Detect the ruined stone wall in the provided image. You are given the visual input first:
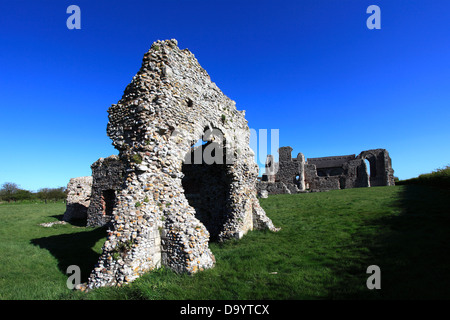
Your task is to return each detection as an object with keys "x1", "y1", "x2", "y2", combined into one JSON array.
[
  {"x1": 262, "y1": 154, "x2": 277, "y2": 183},
  {"x1": 340, "y1": 159, "x2": 370, "y2": 189},
  {"x1": 304, "y1": 163, "x2": 341, "y2": 192},
  {"x1": 63, "y1": 176, "x2": 93, "y2": 222},
  {"x1": 259, "y1": 147, "x2": 305, "y2": 194},
  {"x1": 258, "y1": 147, "x2": 394, "y2": 194},
  {"x1": 87, "y1": 155, "x2": 124, "y2": 227},
  {"x1": 357, "y1": 149, "x2": 395, "y2": 187},
  {"x1": 307, "y1": 155, "x2": 356, "y2": 170},
  {"x1": 277, "y1": 147, "x2": 305, "y2": 193},
  {"x1": 86, "y1": 39, "x2": 278, "y2": 290}
]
